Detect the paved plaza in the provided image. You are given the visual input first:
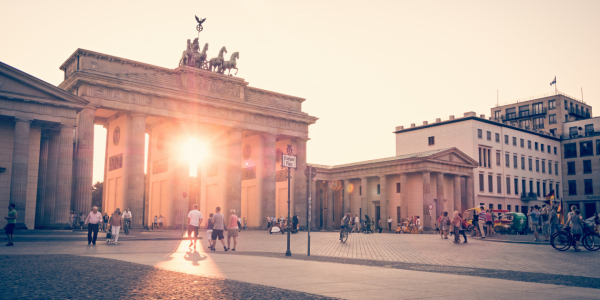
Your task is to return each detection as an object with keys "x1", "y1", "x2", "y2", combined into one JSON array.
[{"x1": 1, "y1": 229, "x2": 600, "y2": 299}]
